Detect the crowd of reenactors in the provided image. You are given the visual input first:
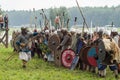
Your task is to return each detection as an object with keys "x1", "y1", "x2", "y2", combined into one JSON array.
[
  {"x1": 0, "y1": 14, "x2": 8, "y2": 29},
  {"x1": 11, "y1": 25, "x2": 120, "y2": 78}
]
